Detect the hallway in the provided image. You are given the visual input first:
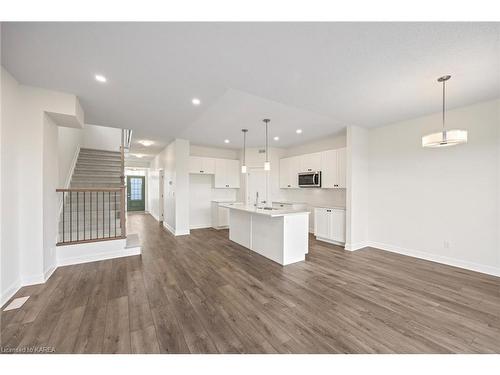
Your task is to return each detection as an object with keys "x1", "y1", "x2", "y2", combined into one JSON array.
[{"x1": 1, "y1": 212, "x2": 499, "y2": 353}]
